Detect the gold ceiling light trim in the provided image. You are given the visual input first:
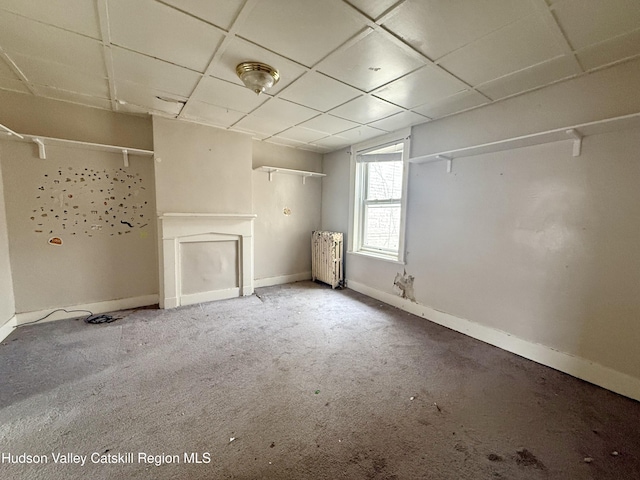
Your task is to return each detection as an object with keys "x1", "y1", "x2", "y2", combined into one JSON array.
[{"x1": 236, "y1": 62, "x2": 280, "y2": 95}]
